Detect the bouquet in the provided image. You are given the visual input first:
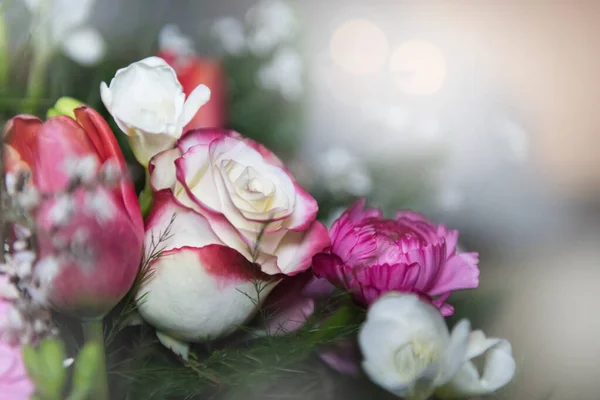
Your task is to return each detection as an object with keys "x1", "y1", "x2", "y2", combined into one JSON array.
[{"x1": 0, "y1": 1, "x2": 515, "y2": 399}]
